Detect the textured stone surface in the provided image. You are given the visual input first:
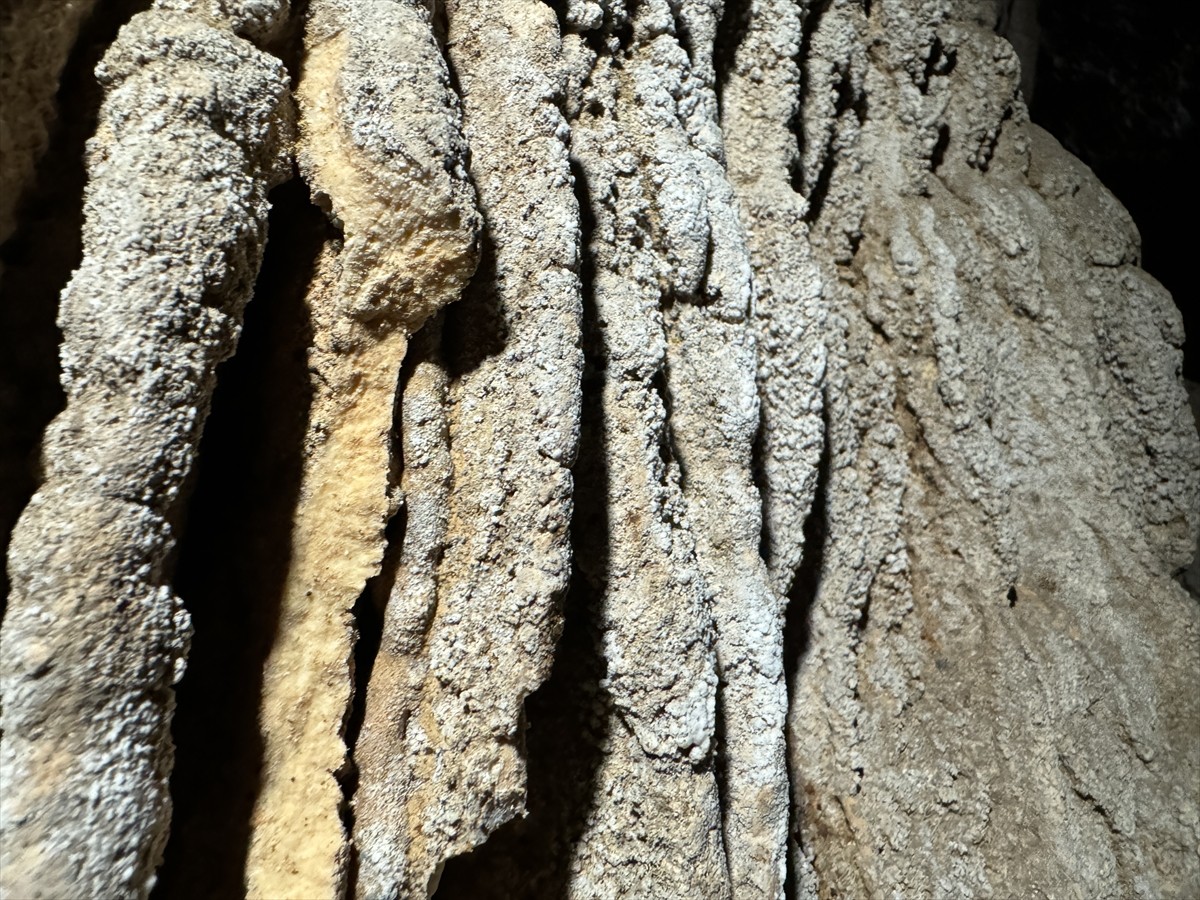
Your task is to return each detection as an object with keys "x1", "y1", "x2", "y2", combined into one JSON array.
[
  {"x1": 349, "y1": 0, "x2": 582, "y2": 893},
  {"x1": 0, "y1": 5, "x2": 292, "y2": 897},
  {"x1": 243, "y1": 1, "x2": 479, "y2": 896},
  {"x1": 761, "y1": 2, "x2": 1200, "y2": 896},
  {"x1": 1, "y1": 0, "x2": 1196, "y2": 897}
]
